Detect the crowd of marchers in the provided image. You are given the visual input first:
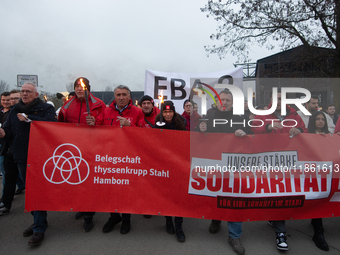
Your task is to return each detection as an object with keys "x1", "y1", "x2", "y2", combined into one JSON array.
[{"x1": 0, "y1": 78, "x2": 338, "y2": 255}]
